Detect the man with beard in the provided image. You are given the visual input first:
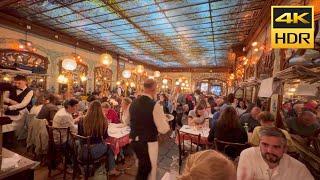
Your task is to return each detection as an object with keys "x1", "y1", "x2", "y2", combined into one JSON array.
[{"x1": 237, "y1": 127, "x2": 313, "y2": 180}]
